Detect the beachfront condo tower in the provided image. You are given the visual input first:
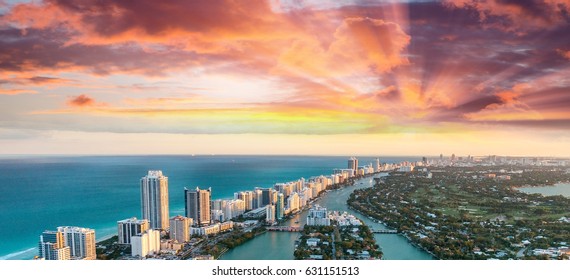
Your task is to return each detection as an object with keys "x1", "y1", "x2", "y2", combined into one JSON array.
[
  {"x1": 140, "y1": 170, "x2": 170, "y2": 230},
  {"x1": 185, "y1": 187, "x2": 211, "y2": 226}
]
